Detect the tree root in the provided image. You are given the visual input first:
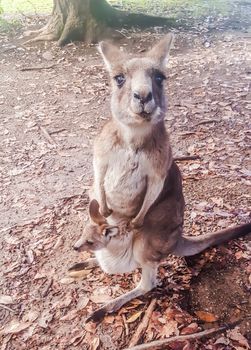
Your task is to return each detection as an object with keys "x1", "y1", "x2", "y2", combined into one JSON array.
[
  {"x1": 24, "y1": 33, "x2": 58, "y2": 45},
  {"x1": 124, "y1": 320, "x2": 242, "y2": 350}
]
